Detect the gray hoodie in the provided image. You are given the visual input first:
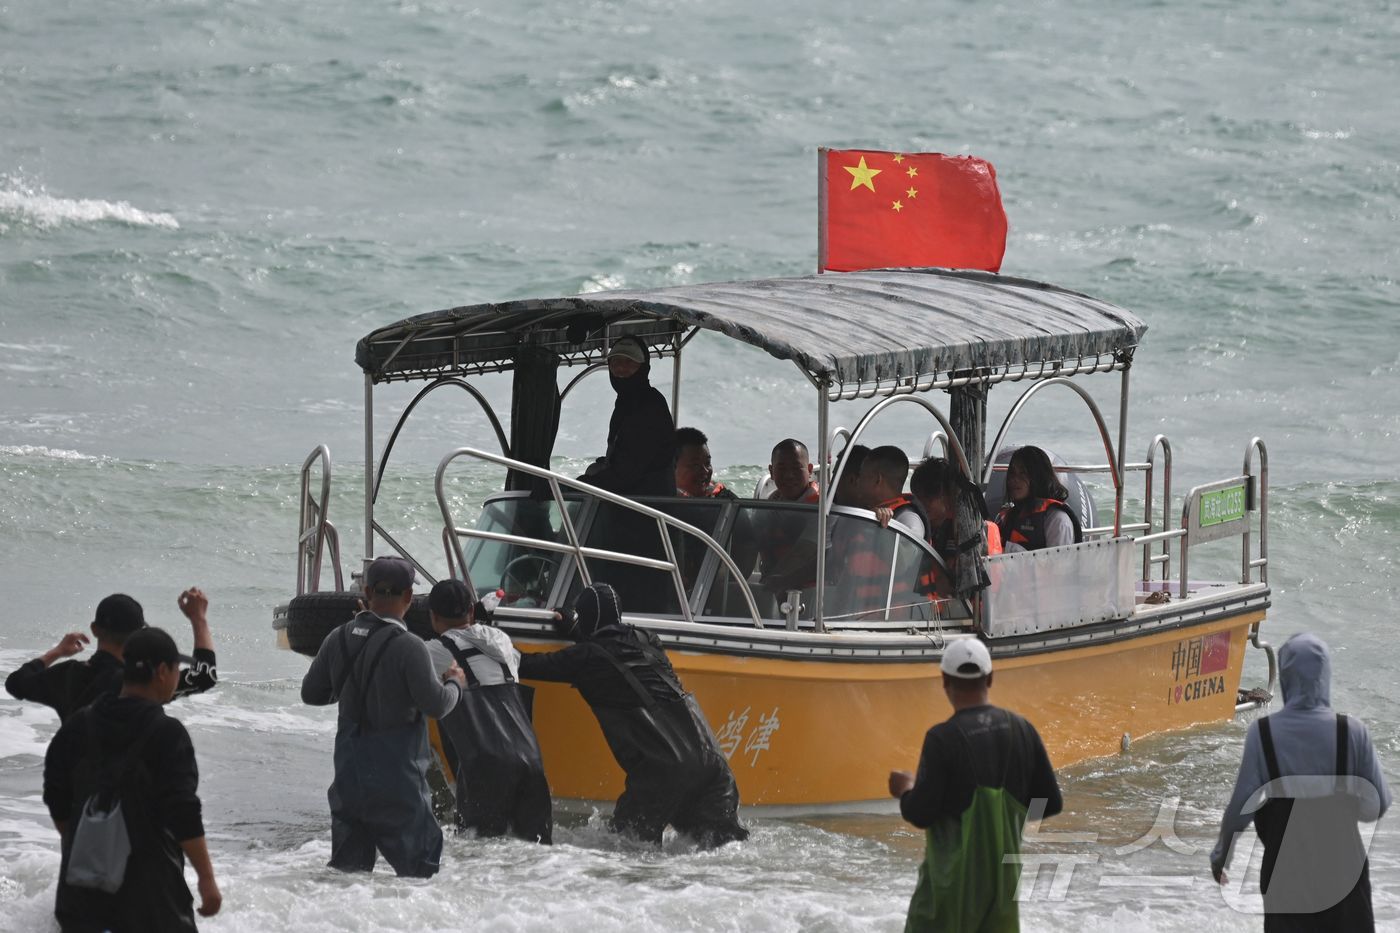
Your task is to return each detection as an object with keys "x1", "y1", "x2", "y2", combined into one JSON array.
[
  {"x1": 1210, "y1": 633, "x2": 1391, "y2": 873},
  {"x1": 302, "y1": 610, "x2": 461, "y2": 730}
]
